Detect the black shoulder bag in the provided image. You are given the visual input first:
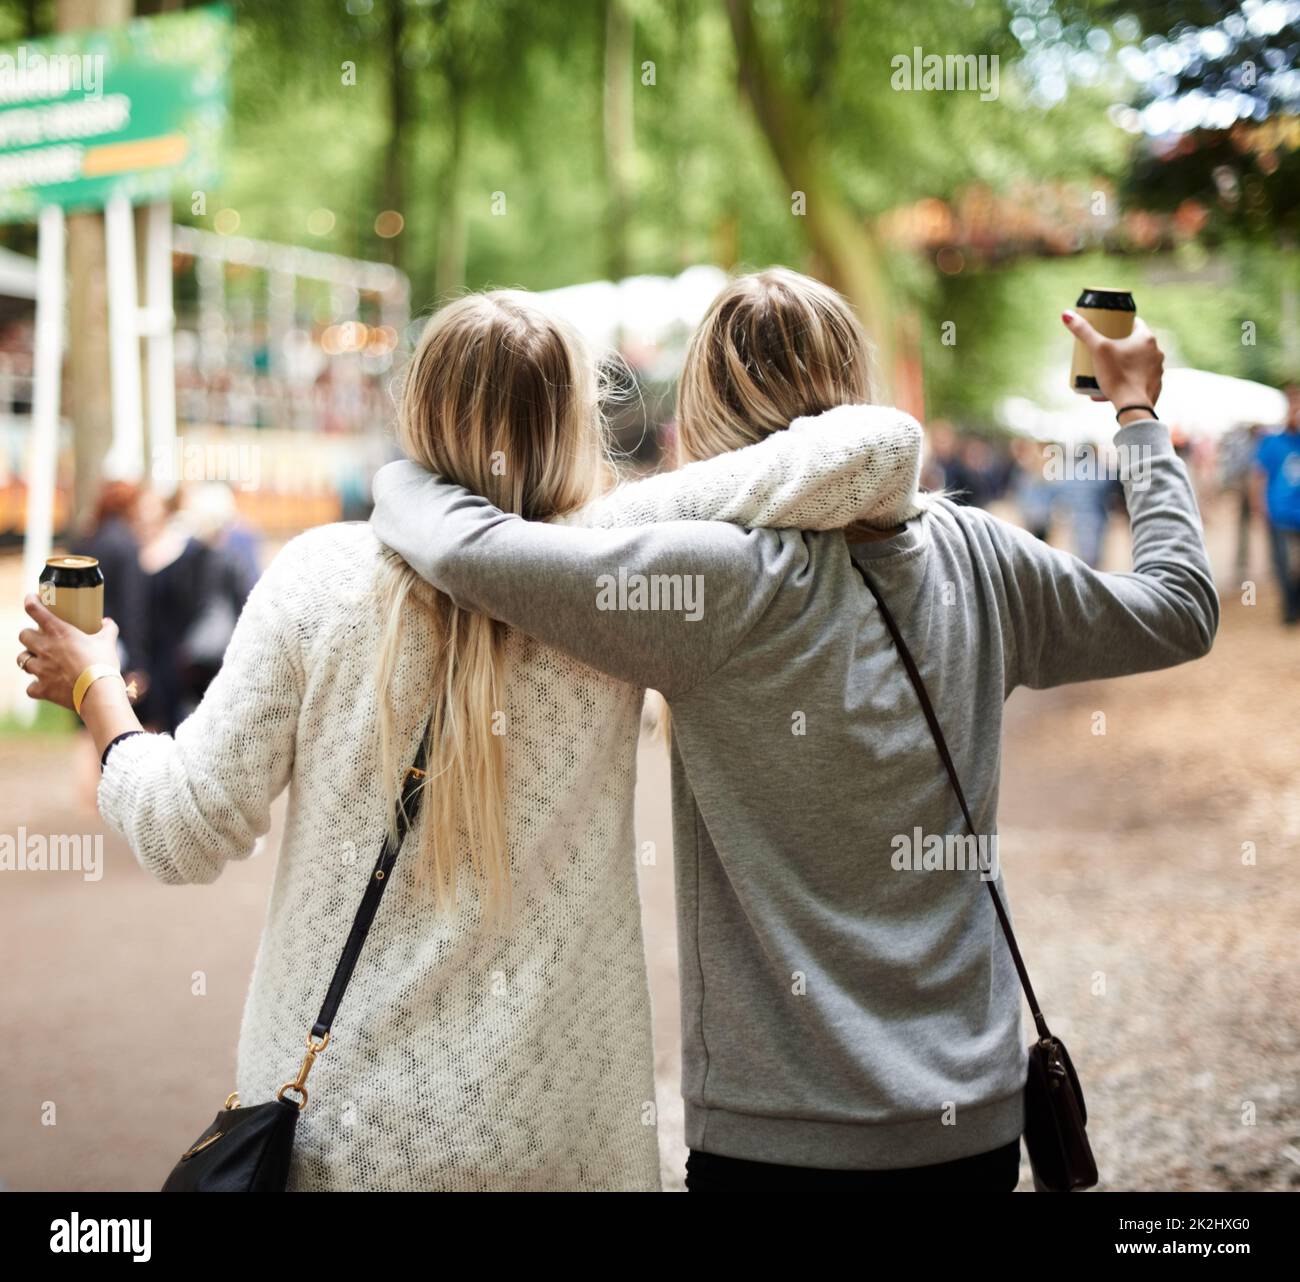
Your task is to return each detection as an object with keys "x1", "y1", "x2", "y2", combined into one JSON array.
[
  {"x1": 853, "y1": 562, "x2": 1099, "y2": 1193},
  {"x1": 162, "y1": 728, "x2": 431, "y2": 1192}
]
